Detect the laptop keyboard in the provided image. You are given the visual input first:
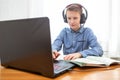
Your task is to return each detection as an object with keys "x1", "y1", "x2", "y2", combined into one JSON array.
[{"x1": 54, "y1": 60, "x2": 74, "y2": 73}]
